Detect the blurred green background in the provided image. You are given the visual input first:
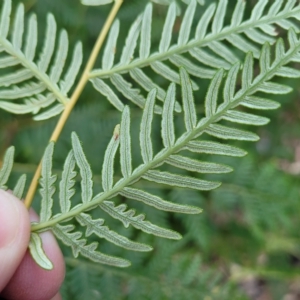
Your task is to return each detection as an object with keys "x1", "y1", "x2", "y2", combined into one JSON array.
[{"x1": 1, "y1": 0, "x2": 300, "y2": 299}]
